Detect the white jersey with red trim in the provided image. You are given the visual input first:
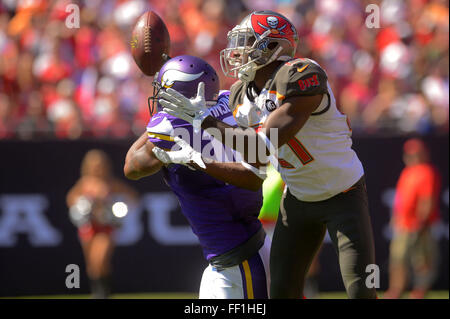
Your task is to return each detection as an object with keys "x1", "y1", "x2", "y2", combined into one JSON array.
[{"x1": 229, "y1": 58, "x2": 364, "y2": 202}]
